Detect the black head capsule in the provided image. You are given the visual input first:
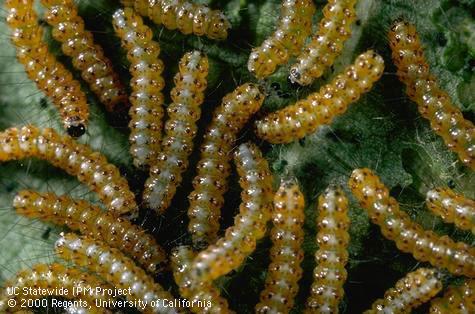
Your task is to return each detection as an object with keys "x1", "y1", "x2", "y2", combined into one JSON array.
[{"x1": 67, "y1": 123, "x2": 86, "y2": 138}]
